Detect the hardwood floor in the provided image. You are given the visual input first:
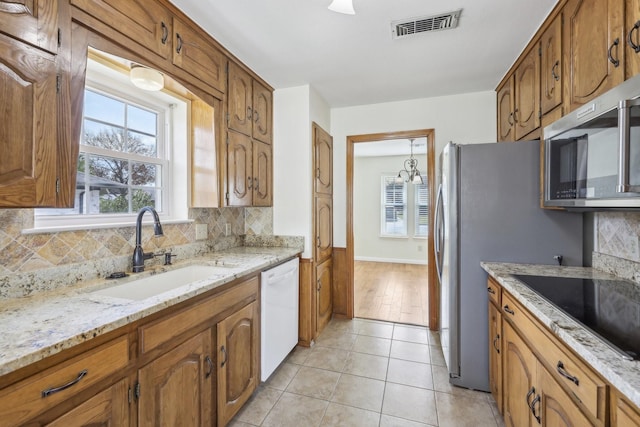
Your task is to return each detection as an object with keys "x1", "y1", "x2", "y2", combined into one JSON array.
[{"x1": 354, "y1": 261, "x2": 429, "y2": 326}]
